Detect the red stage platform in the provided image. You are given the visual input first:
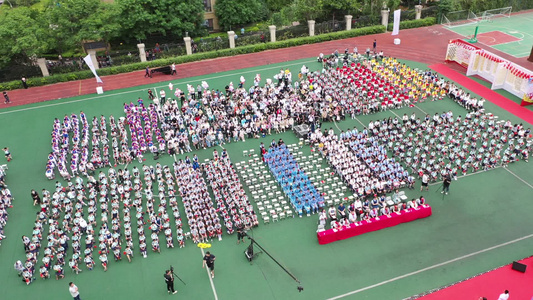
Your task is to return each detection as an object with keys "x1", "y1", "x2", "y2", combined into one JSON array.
[
  {"x1": 418, "y1": 256, "x2": 533, "y2": 300},
  {"x1": 317, "y1": 205, "x2": 432, "y2": 245}
]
